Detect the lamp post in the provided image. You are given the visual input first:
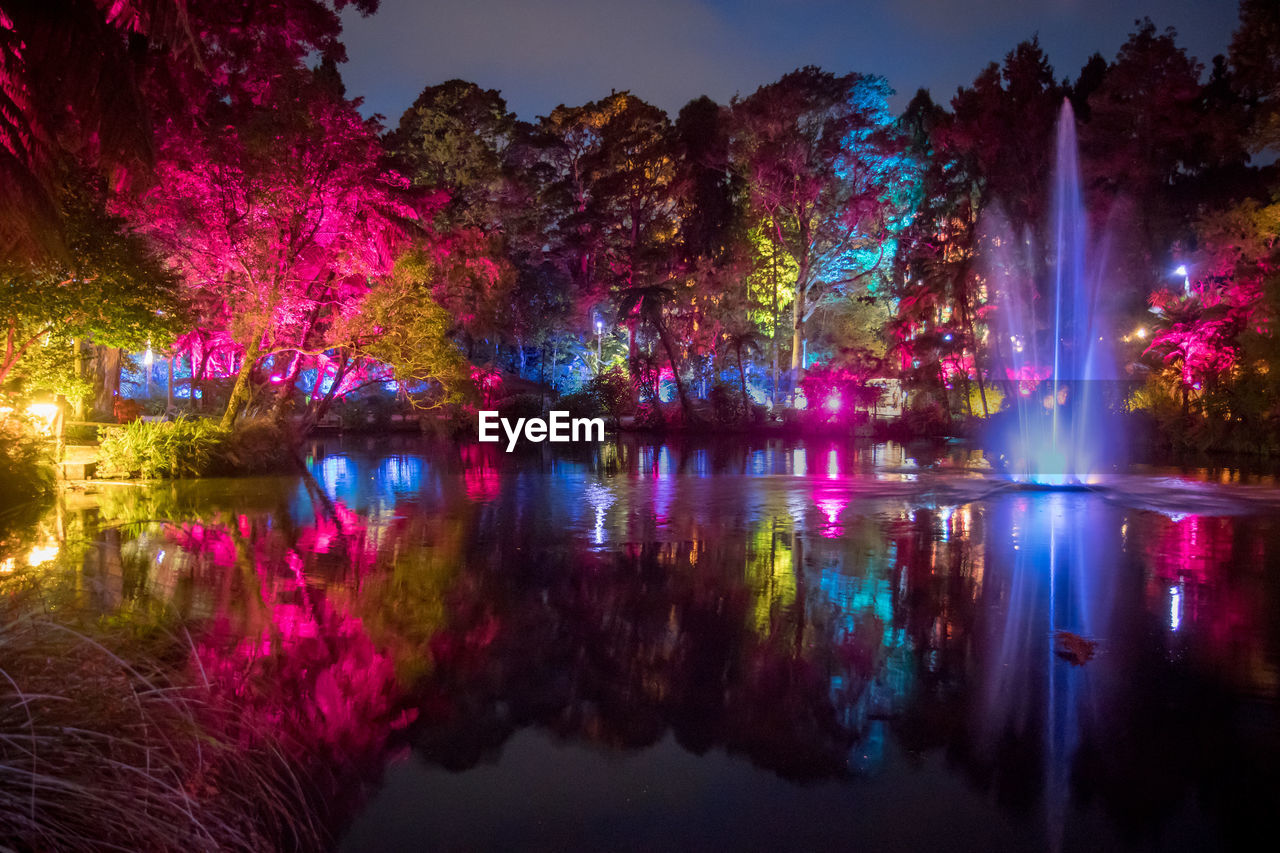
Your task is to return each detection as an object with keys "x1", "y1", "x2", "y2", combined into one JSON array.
[
  {"x1": 143, "y1": 340, "x2": 154, "y2": 398},
  {"x1": 596, "y1": 319, "x2": 603, "y2": 372},
  {"x1": 1175, "y1": 264, "x2": 1190, "y2": 296}
]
